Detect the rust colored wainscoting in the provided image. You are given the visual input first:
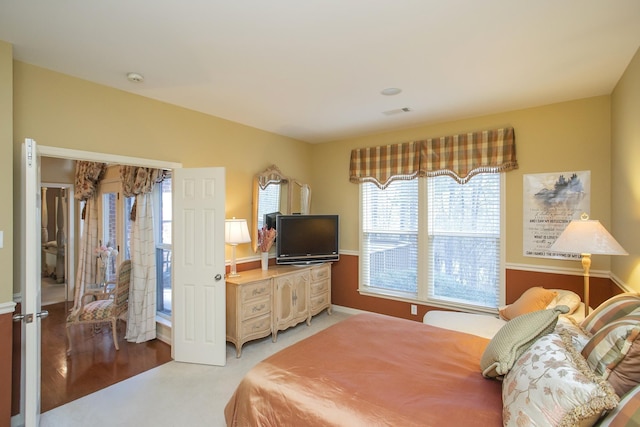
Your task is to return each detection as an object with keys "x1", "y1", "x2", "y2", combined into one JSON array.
[
  {"x1": 329, "y1": 254, "x2": 623, "y2": 320},
  {"x1": 0, "y1": 307, "x2": 14, "y2": 427}
]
